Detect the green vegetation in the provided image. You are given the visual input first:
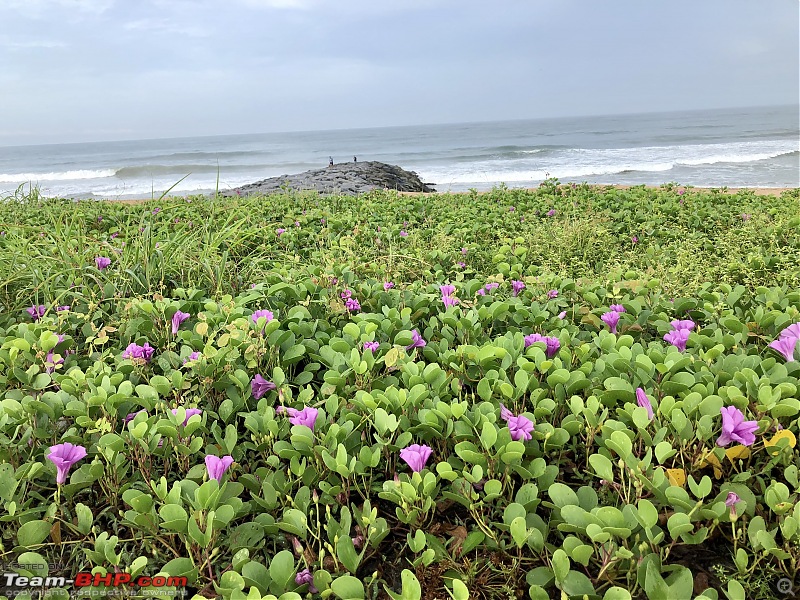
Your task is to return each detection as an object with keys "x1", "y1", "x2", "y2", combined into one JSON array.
[{"x1": 0, "y1": 183, "x2": 799, "y2": 600}]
